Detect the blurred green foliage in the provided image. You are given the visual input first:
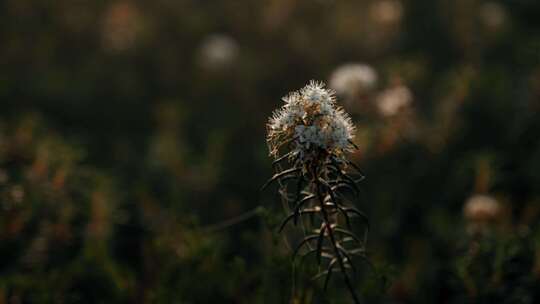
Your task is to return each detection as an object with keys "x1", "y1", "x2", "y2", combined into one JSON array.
[{"x1": 1, "y1": 0, "x2": 540, "y2": 303}]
